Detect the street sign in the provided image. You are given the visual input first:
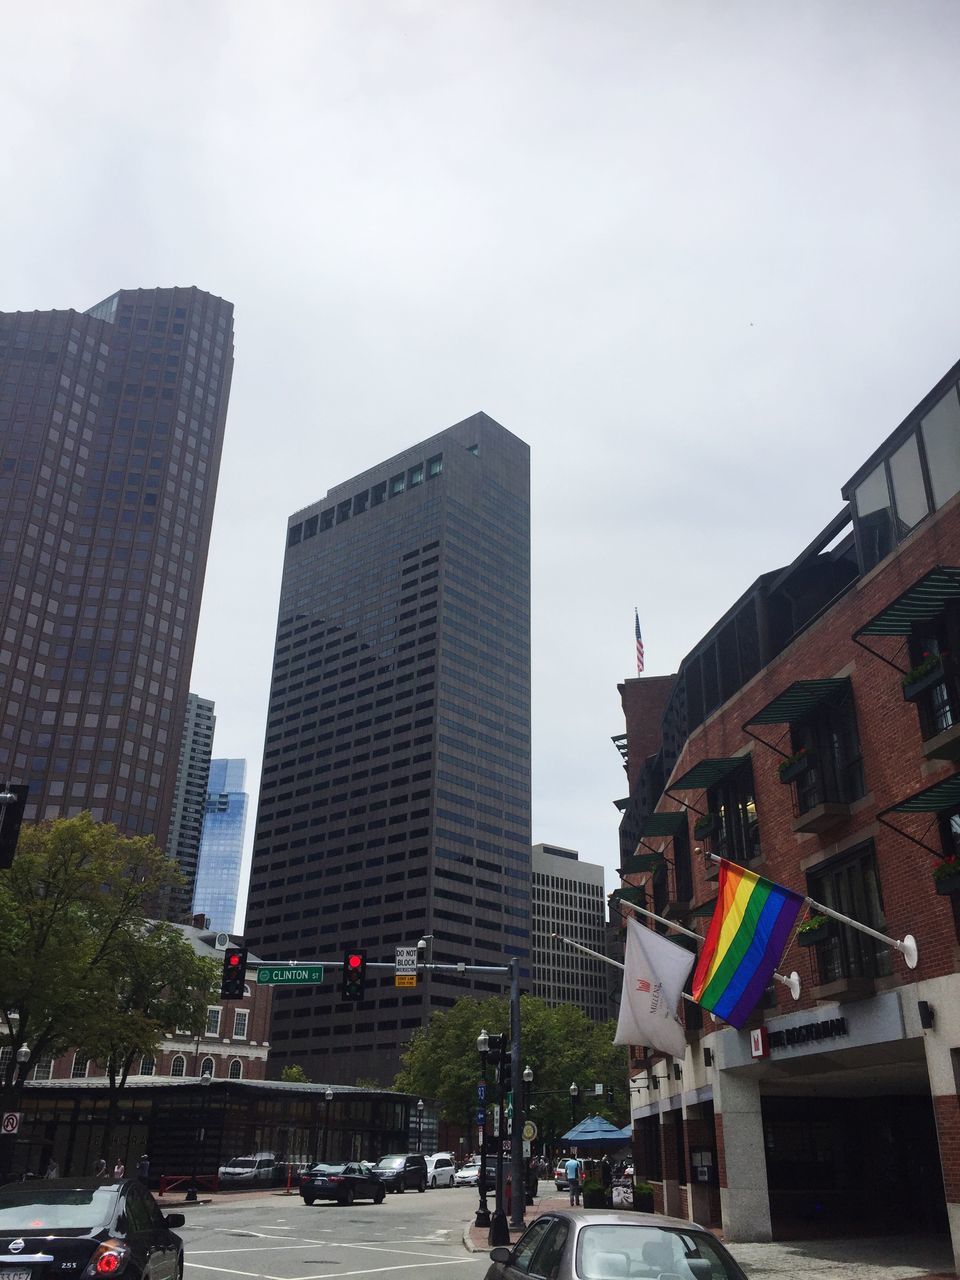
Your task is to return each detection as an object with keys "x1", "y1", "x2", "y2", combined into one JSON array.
[
  {"x1": 476, "y1": 1108, "x2": 486, "y2": 1125},
  {"x1": 477, "y1": 1082, "x2": 486, "y2": 1102},
  {"x1": 523, "y1": 1139, "x2": 531, "y2": 1157},
  {"x1": 395, "y1": 945, "x2": 418, "y2": 988},
  {"x1": 1, "y1": 1112, "x2": 21, "y2": 1135},
  {"x1": 493, "y1": 1108, "x2": 500, "y2": 1137},
  {"x1": 522, "y1": 1120, "x2": 537, "y2": 1142},
  {"x1": 256, "y1": 965, "x2": 324, "y2": 985}
]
